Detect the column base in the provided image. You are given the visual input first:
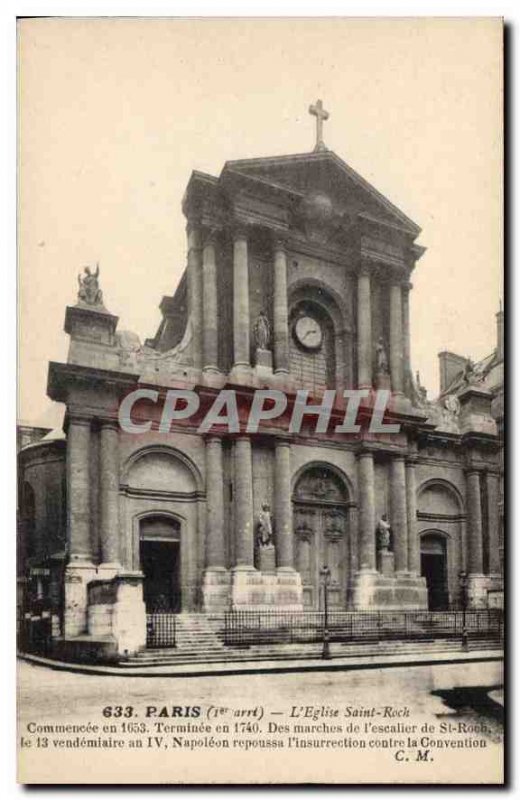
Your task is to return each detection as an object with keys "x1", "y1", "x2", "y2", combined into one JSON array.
[
  {"x1": 352, "y1": 569, "x2": 428, "y2": 610},
  {"x1": 201, "y1": 368, "x2": 225, "y2": 388},
  {"x1": 229, "y1": 364, "x2": 254, "y2": 386},
  {"x1": 112, "y1": 571, "x2": 146, "y2": 656},
  {"x1": 64, "y1": 561, "x2": 97, "y2": 639},
  {"x1": 467, "y1": 574, "x2": 503, "y2": 608},
  {"x1": 202, "y1": 567, "x2": 231, "y2": 613},
  {"x1": 230, "y1": 566, "x2": 303, "y2": 610}
]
